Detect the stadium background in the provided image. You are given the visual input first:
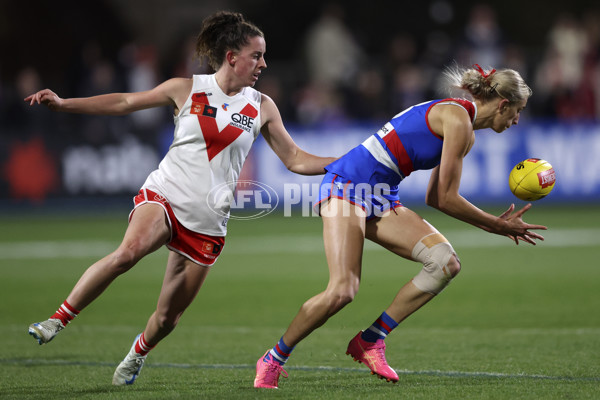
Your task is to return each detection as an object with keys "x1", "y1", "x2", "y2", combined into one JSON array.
[
  {"x1": 1, "y1": 0, "x2": 599, "y2": 212},
  {"x1": 1, "y1": 2, "x2": 599, "y2": 398}
]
